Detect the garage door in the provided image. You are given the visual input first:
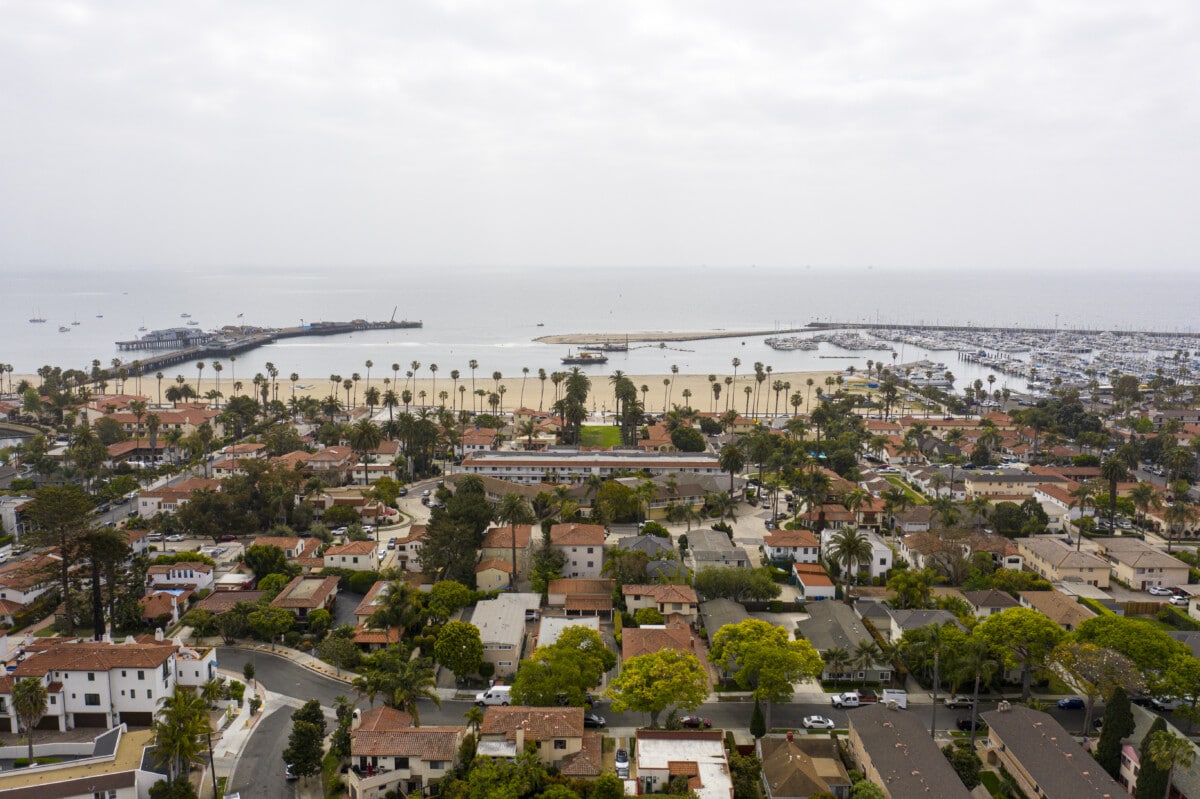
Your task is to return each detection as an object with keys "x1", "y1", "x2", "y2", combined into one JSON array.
[
  {"x1": 120, "y1": 711, "x2": 154, "y2": 727},
  {"x1": 73, "y1": 712, "x2": 109, "y2": 728}
]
